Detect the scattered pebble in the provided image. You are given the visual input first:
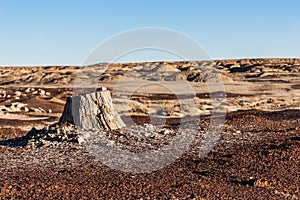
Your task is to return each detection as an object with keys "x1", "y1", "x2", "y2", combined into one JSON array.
[
  {"x1": 38, "y1": 107, "x2": 46, "y2": 113},
  {"x1": 15, "y1": 91, "x2": 22, "y2": 96},
  {"x1": 25, "y1": 88, "x2": 31, "y2": 93},
  {"x1": 39, "y1": 89, "x2": 46, "y2": 95}
]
